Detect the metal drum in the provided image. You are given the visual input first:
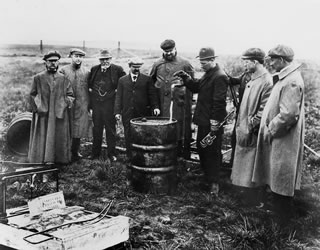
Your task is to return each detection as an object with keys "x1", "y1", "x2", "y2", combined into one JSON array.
[
  {"x1": 129, "y1": 117, "x2": 178, "y2": 194},
  {"x1": 6, "y1": 112, "x2": 32, "y2": 156}
]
